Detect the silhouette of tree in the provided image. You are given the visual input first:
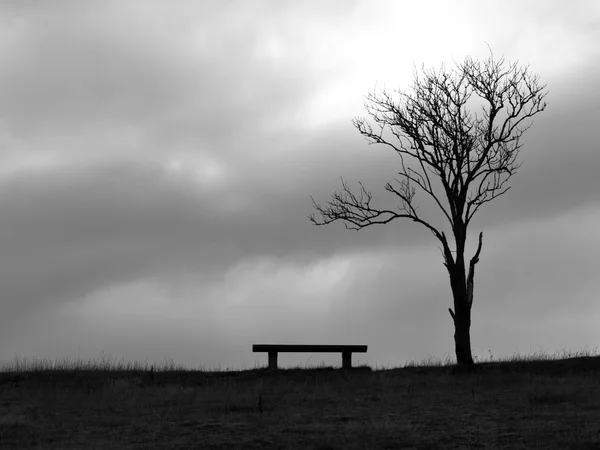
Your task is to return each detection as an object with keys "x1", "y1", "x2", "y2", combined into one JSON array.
[{"x1": 310, "y1": 52, "x2": 547, "y2": 365}]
